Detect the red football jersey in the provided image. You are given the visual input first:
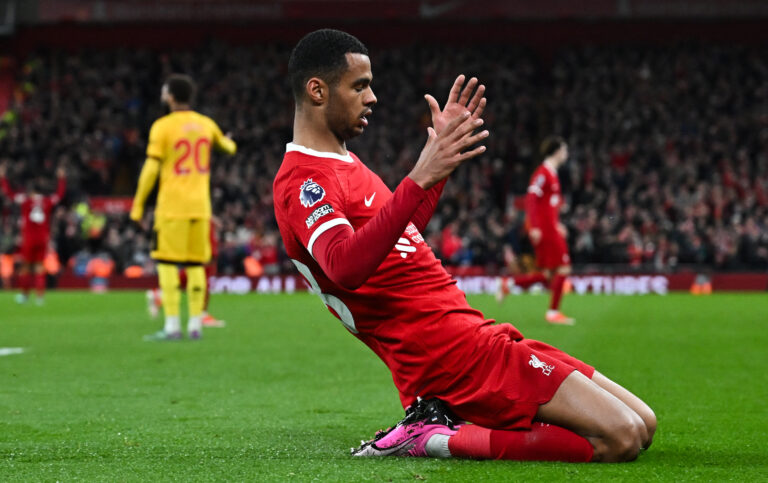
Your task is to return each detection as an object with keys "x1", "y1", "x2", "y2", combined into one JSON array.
[
  {"x1": 1, "y1": 178, "x2": 64, "y2": 243},
  {"x1": 525, "y1": 162, "x2": 562, "y2": 234},
  {"x1": 273, "y1": 143, "x2": 490, "y2": 399}
]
